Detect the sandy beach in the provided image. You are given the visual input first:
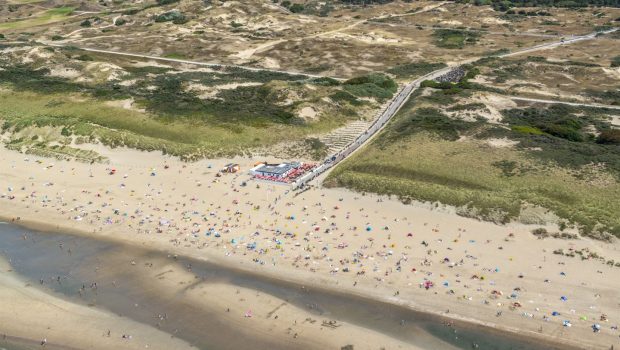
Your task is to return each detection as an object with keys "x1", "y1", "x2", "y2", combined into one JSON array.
[{"x1": 1, "y1": 145, "x2": 619, "y2": 349}]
